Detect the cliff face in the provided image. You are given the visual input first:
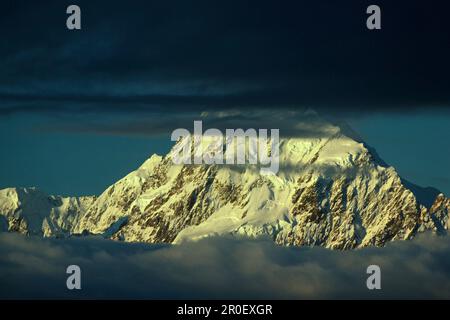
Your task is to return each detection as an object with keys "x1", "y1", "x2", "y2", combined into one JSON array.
[{"x1": 1, "y1": 117, "x2": 448, "y2": 249}]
